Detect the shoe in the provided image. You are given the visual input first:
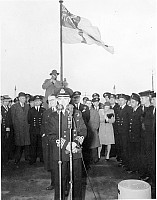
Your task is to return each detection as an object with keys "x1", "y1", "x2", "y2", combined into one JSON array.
[
  {"x1": 105, "y1": 159, "x2": 109, "y2": 161},
  {"x1": 46, "y1": 185, "x2": 54, "y2": 190}
]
